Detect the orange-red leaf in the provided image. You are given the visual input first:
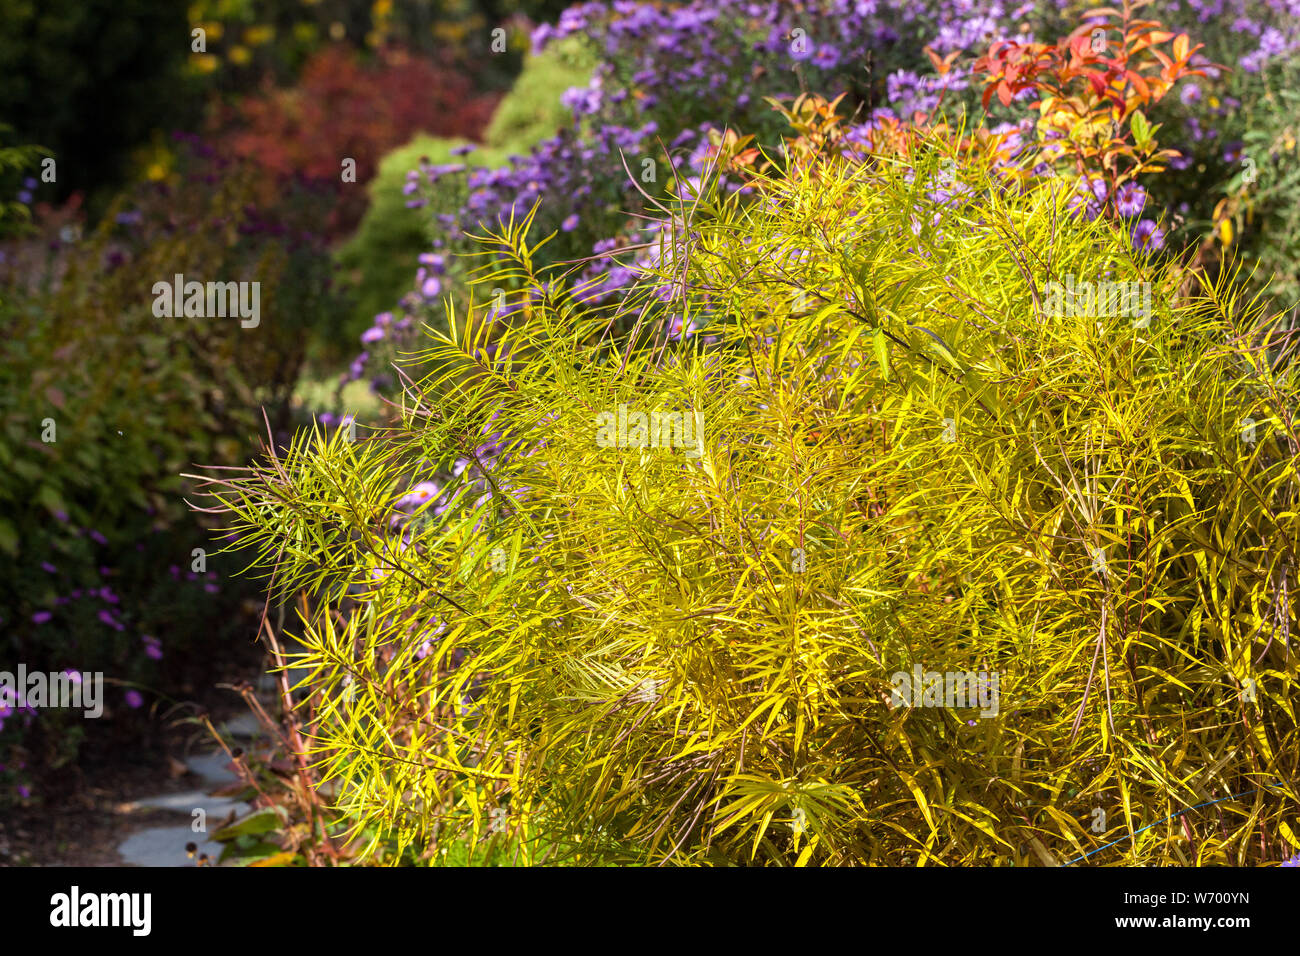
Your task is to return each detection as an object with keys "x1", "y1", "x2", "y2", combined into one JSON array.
[{"x1": 1126, "y1": 70, "x2": 1151, "y2": 100}]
